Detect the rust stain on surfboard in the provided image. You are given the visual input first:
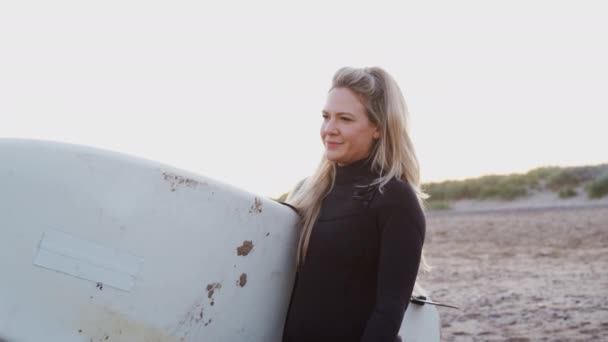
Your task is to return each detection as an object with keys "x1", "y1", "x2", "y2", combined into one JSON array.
[
  {"x1": 161, "y1": 171, "x2": 207, "y2": 192},
  {"x1": 237, "y1": 273, "x2": 247, "y2": 287},
  {"x1": 206, "y1": 282, "x2": 222, "y2": 307},
  {"x1": 236, "y1": 240, "x2": 253, "y2": 256},
  {"x1": 248, "y1": 197, "x2": 263, "y2": 214},
  {"x1": 206, "y1": 282, "x2": 221, "y2": 299}
]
